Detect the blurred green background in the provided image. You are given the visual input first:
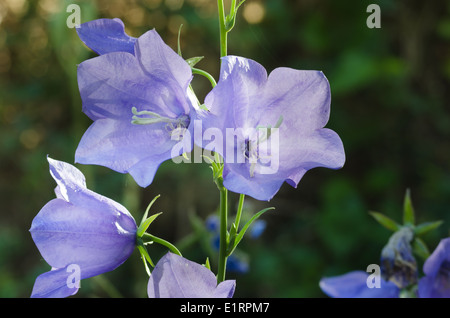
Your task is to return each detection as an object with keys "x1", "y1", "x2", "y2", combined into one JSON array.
[{"x1": 1, "y1": 0, "x2": 449, "y2": 298}]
